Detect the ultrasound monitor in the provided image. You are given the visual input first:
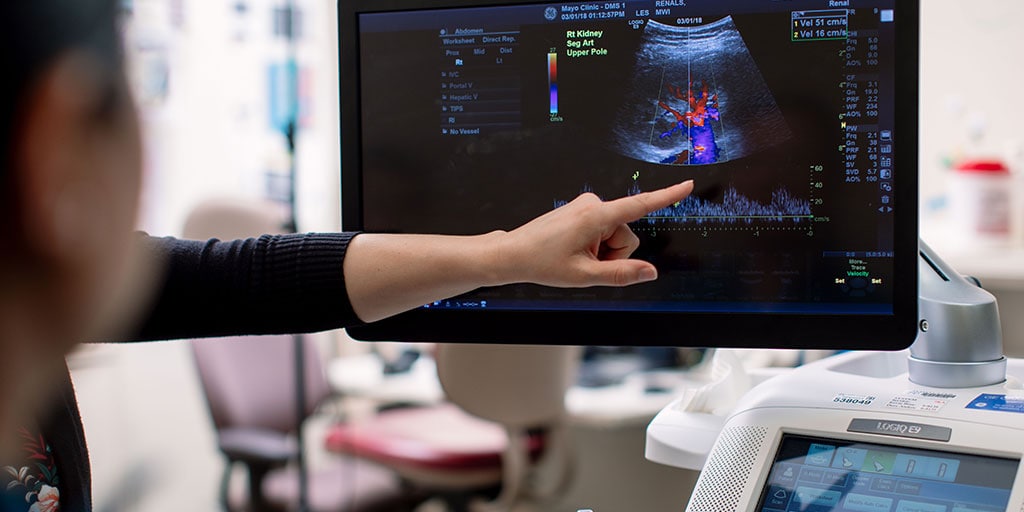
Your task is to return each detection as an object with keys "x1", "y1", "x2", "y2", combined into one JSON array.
[{"x1": 338, "y1": 0, "x2": 919, "y2": 349}]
